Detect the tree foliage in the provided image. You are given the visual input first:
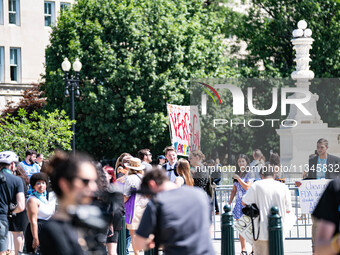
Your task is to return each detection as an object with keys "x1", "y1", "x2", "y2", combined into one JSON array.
[
  {"x1": 211, "y1": 0, "x2": 340, "y2": 160},
  {"x1": 233, "y1": 0, "x2": 340, "y2": 78},
  {"x1": 43, "y1": 0, "x2": 237, "y2": 159},
  {"x1": 0, "y1": 109, "x2": 74, "y2": 160}
]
